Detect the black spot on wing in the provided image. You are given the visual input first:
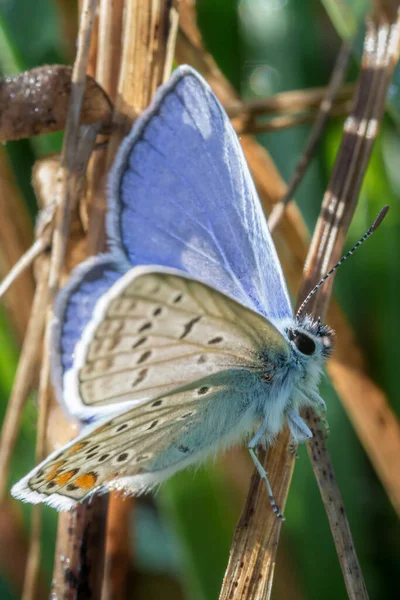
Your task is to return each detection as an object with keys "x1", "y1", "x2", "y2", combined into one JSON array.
[
  {"x1": 132, "y1": 369, "x2": 148, "y2": 387},
  {"x1": 137, "y1": 350, "x2": 152, "y2": 364},
  {"x1": 132, "y1": 337, "x2": 147, "y2": 349},
  {"x1": 116, "y1": 424, "x2": 129, "y2": 433},
  {"x1": 180, "y1": 316, "x2": 201, "y2": 340},
  {"x1": 138, "y1": 322, "x2": 152, "y2": 333},
  {"x1": 208, "y1": 336, "x2": 223, "y2": 345}
]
